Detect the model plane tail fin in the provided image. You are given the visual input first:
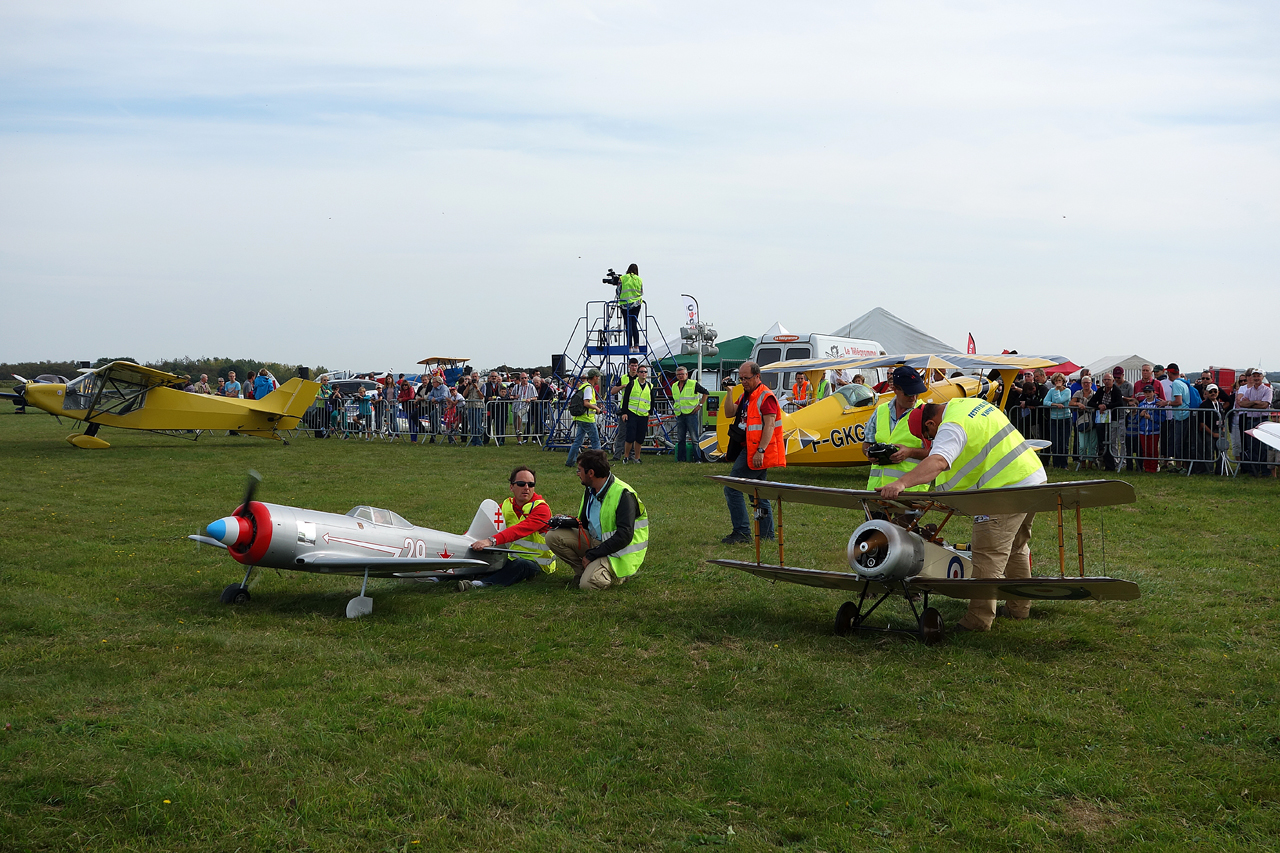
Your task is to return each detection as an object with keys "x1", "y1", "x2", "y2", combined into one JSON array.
[
  {"x1": 465, "y1": 499, "x2": 505, "y2": 540},
  {"x1": 259, "y1": 378, "x2": 322, "y2": 419}
]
